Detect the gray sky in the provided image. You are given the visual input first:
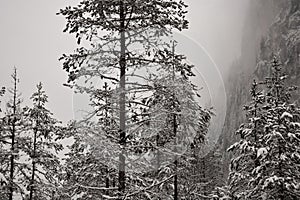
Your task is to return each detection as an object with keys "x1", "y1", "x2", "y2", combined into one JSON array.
[{"x1": 0, "y1": 0, "x2": 249, "y2": 123}]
